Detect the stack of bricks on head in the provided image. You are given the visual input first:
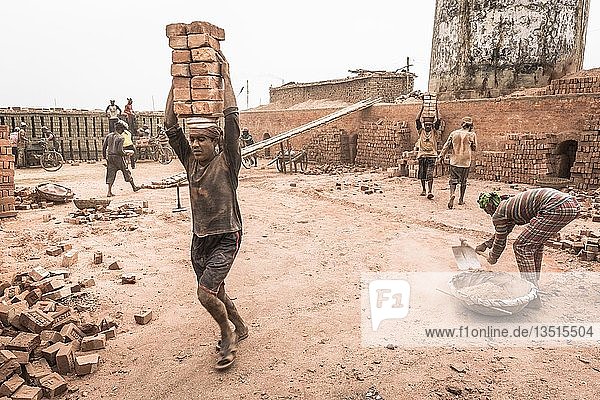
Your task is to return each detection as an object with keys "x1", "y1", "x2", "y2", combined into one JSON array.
[{"x1": 166, "y1": 21, "x2": 226, "y2": 123}]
